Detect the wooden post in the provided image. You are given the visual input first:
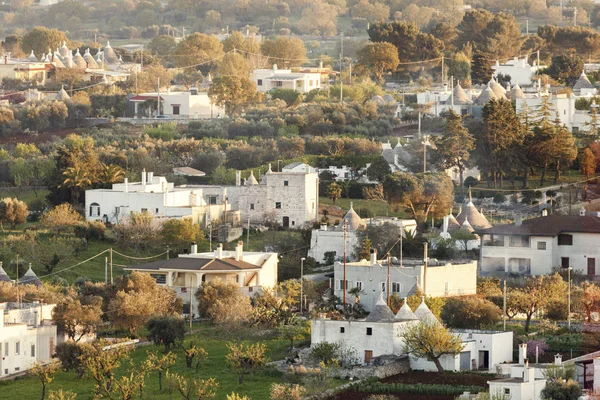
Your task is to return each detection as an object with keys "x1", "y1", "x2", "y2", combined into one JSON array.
[
  {"x1": 343, "y1": 220, "x2": 347, "y2": 310},
  {"x1": 387, "y1": 253, "x2": 391, "y2": 306},
  {"x1": 423, "y1": 242, "x2": 428, "y2": 296},
  {"x1": 109, "y1": 248, "x2": 113, "y2": 285},
  {"x1": 189, "y1": 286, "x2": 193, "y2": 332}
]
